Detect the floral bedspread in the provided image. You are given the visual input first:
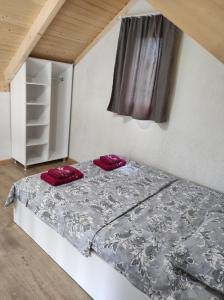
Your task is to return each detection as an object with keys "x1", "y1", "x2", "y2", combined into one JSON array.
[
  {"x1": 6, "y1": 160, "x2": 224, "y2": 299},
  {"x1": 5, "y1": 160, "x2": 176, "y2": 256},
  {"x1": 92, "y1": 179, "x2": 224, "y2": 300}
]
